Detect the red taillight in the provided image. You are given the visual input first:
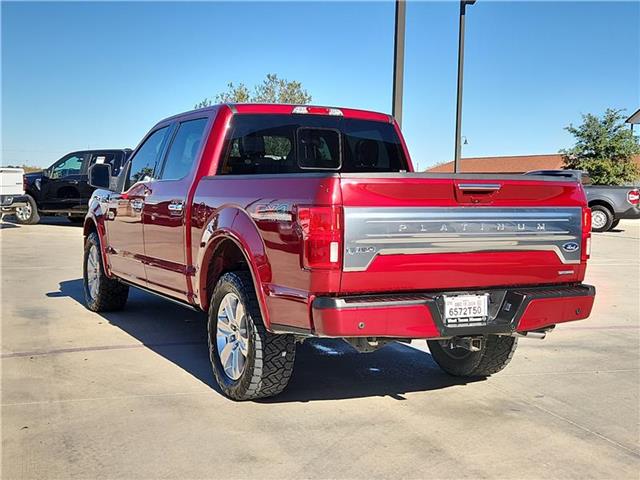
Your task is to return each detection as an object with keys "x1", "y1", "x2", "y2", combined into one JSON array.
[
  {"x1": 295, "y1": 205, "x2": 342, "y2": 269},
  {"x1": 627, "y1": 189, "x2": 639, "y2": 205},
  {"x1": 581, "y1": 207, "x2": 591, "y2": 261}
]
